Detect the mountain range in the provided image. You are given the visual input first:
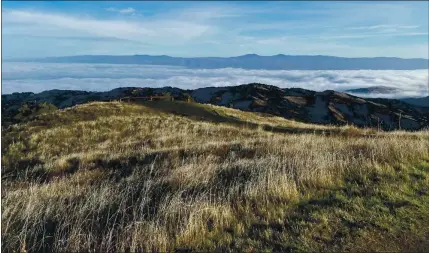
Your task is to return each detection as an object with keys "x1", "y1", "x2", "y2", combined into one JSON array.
[
  {"x1": 9, "y1": 54, "x2": 429, "y2": 70},
  {"x1": 3, "y1": 83, "x2": 428, "y2": 130},
  {"x1": 345, "y1": 86, "x2": 400, "y2": 95}
]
